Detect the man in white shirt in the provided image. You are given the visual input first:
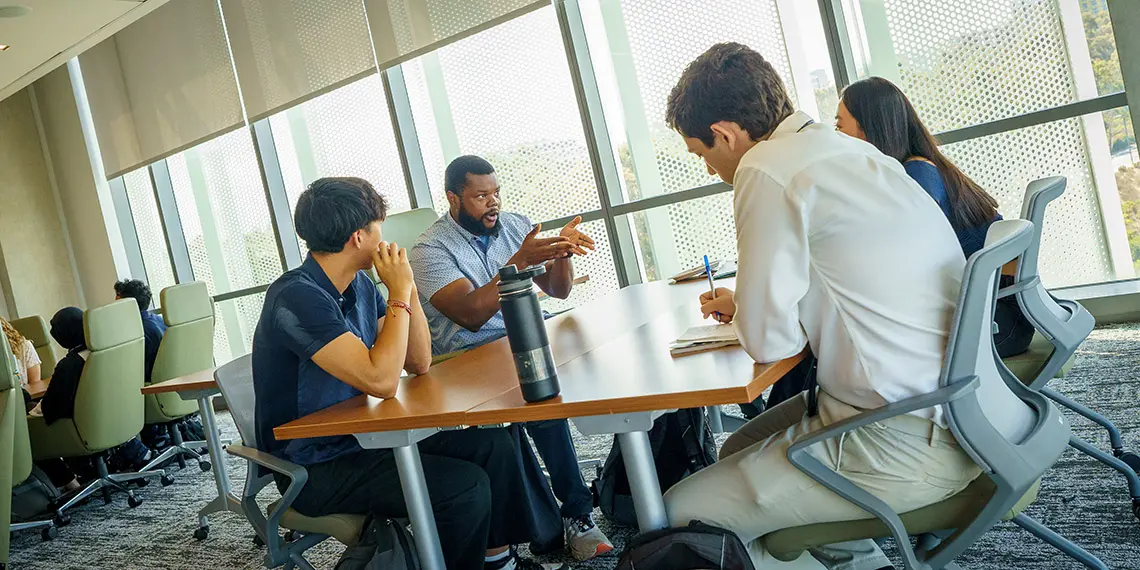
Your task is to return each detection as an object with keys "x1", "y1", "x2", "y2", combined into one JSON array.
[{"x1": 660, "y1": 43, "x2": 982, "y2": 569}]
